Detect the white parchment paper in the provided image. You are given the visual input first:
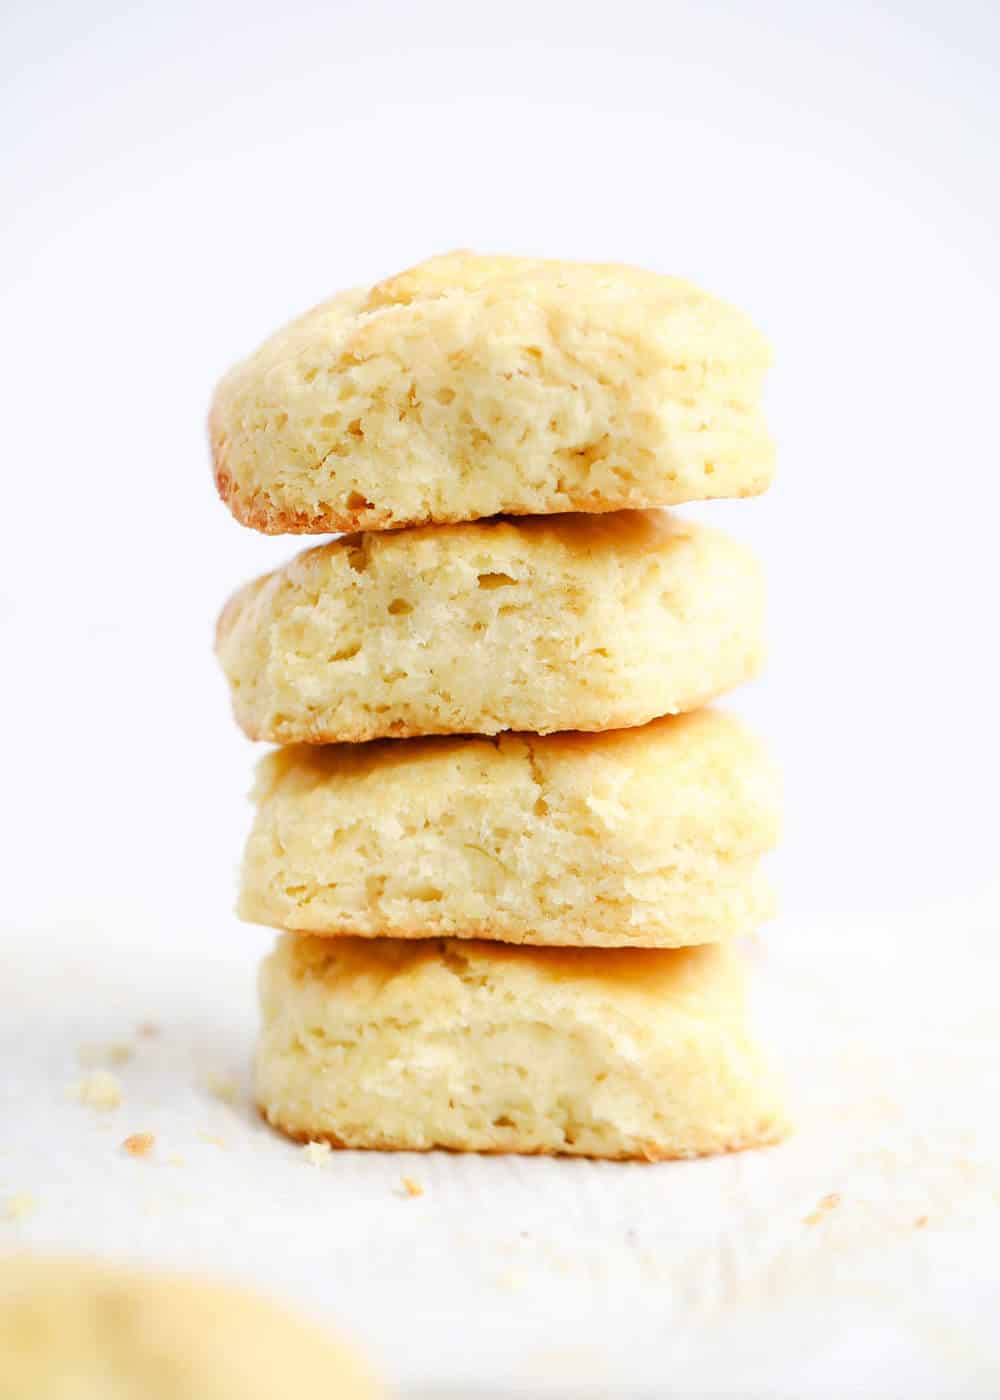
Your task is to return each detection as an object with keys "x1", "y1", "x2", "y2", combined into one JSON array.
[{"x1": 3, "y1": 905, "x2": 998, "y2": 1398}]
